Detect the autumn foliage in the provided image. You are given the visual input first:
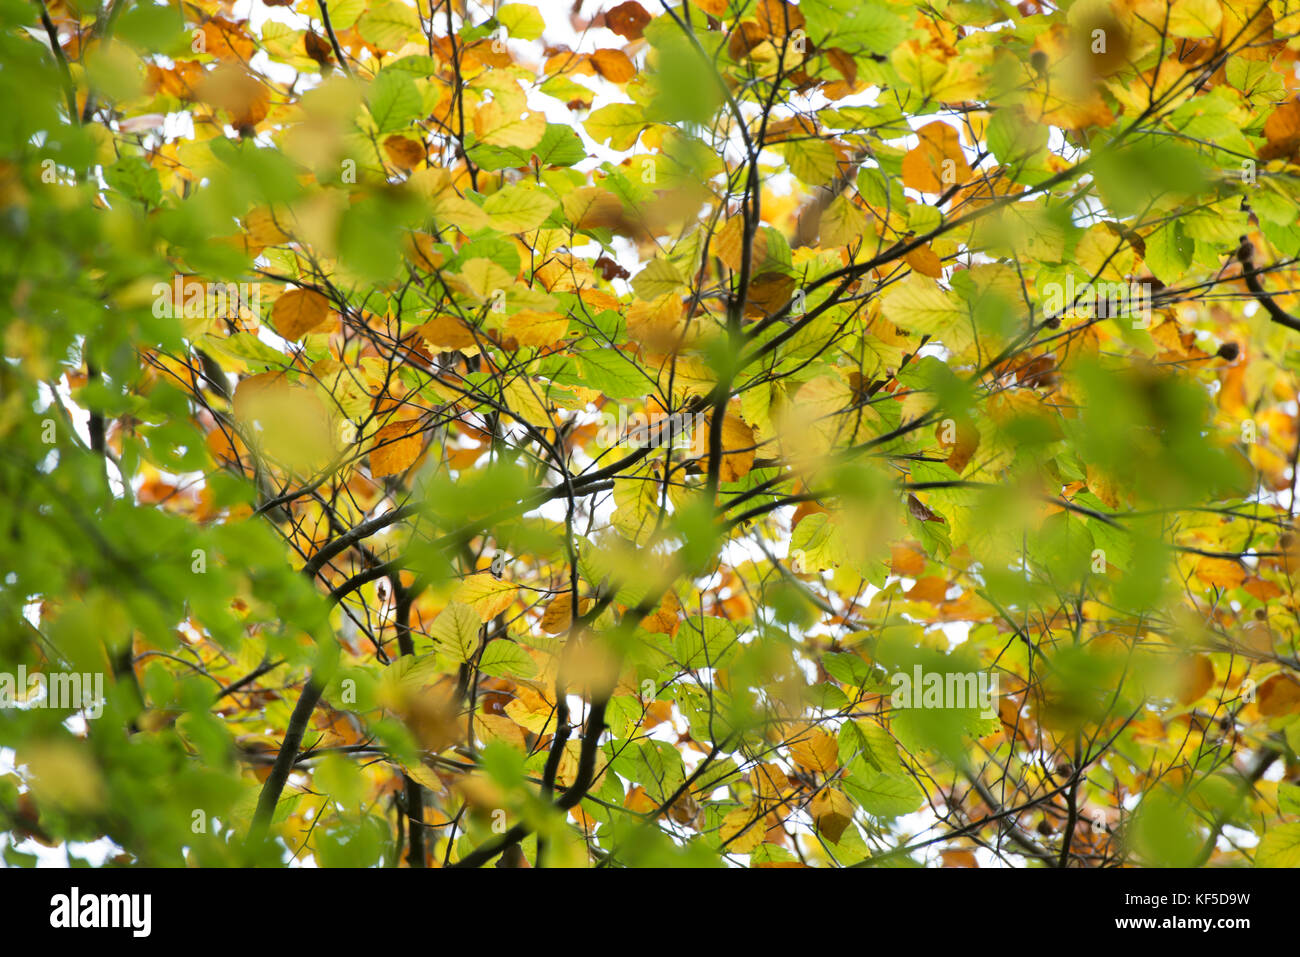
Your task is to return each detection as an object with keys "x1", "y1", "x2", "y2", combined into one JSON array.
[{"x1": 5, "y1": 0, "x2": 1300, "y2": 869}]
